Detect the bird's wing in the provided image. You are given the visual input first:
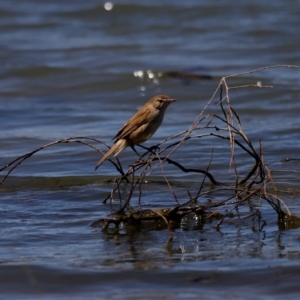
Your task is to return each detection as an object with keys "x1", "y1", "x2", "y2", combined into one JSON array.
[{"x1": 113, "y1": 108, "x2": 152, "y2": 141}]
